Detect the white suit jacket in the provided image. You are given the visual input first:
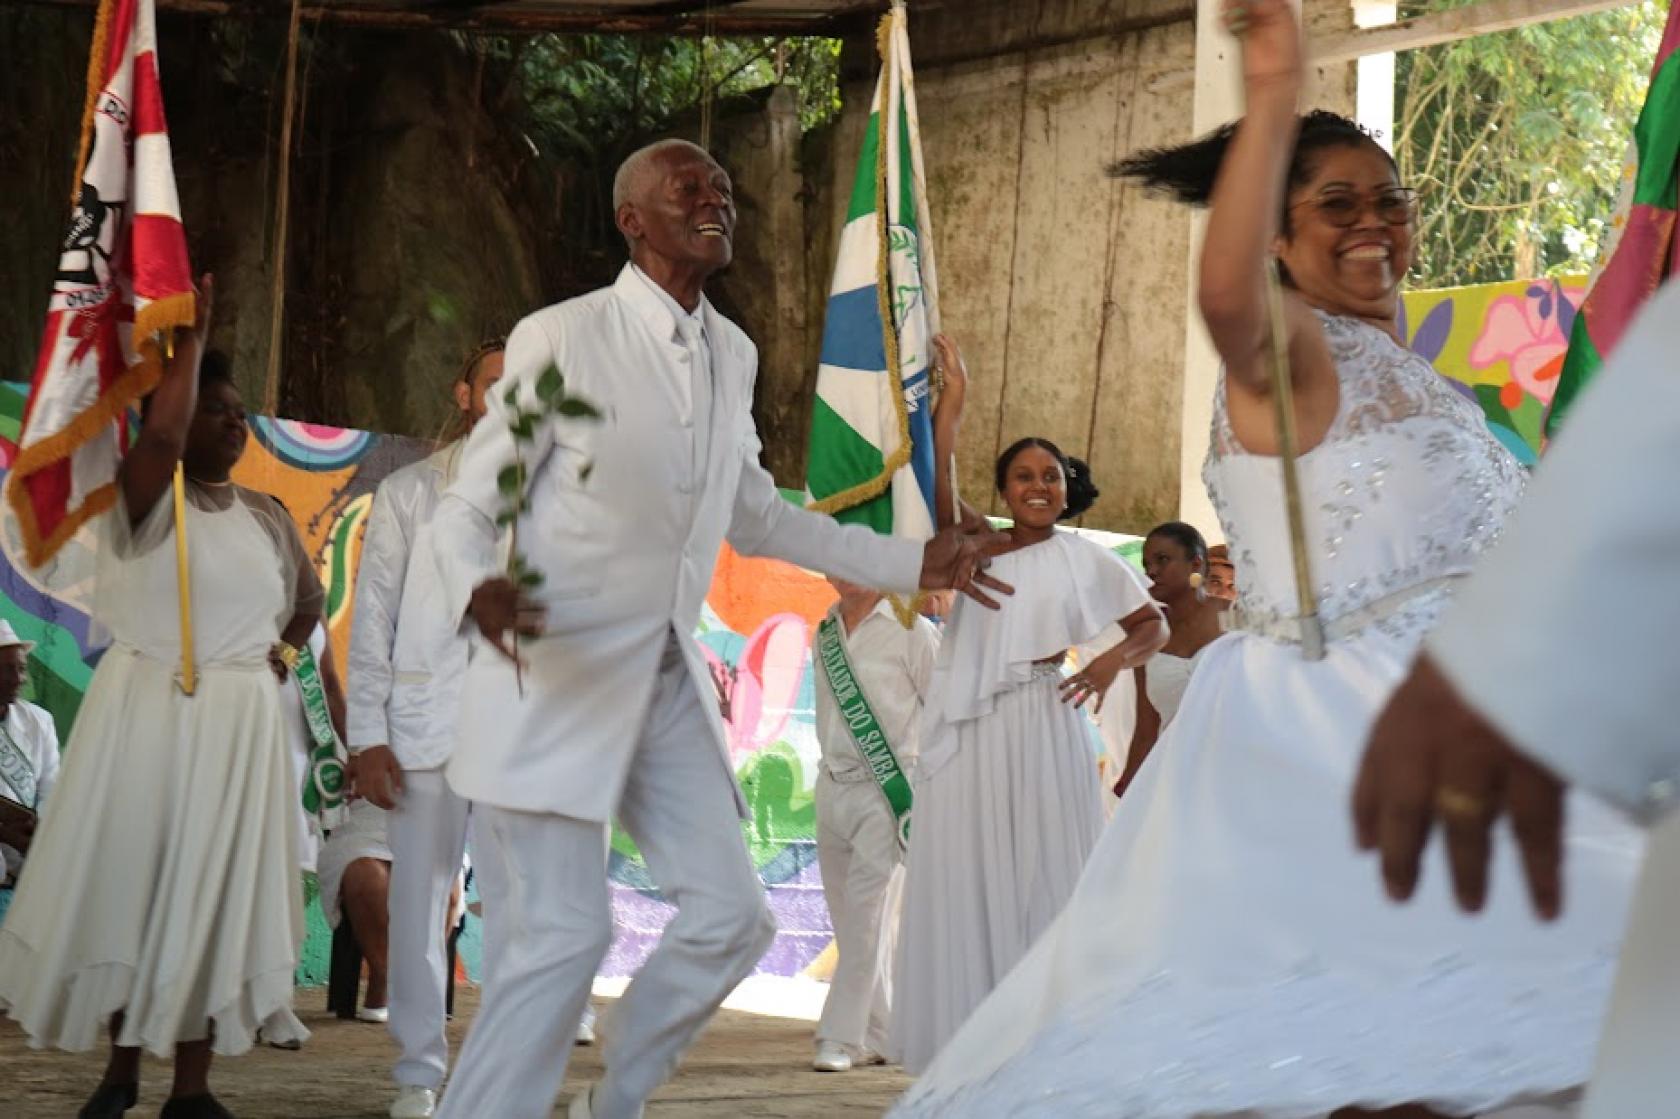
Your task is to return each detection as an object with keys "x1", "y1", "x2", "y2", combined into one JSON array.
[
  {"x1": 433, "y1": 265, "x2": 922, "y2": 822},
  {"x1": 347, "y1": 447, "x2": 467, "y2": 770},
  {"x1": 1430, "y1": 280, "x2": 1680, "y2": 1119}
]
